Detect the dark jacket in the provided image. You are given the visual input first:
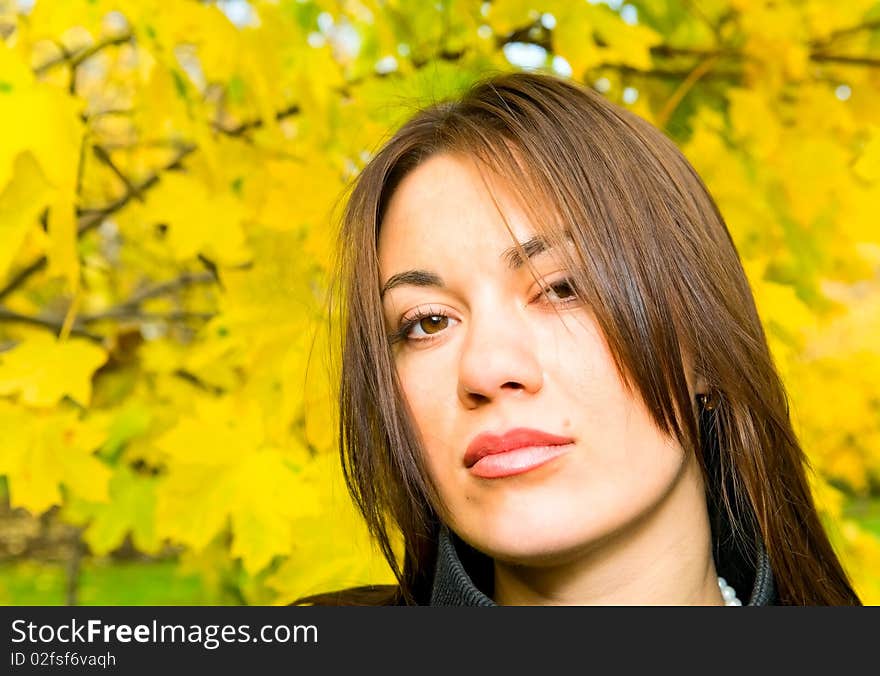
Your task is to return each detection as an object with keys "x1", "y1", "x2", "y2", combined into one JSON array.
[
  {"x1": 429, "y1": 525, "x2": 777, "y2": 606},
  {"x1": 292, "y1": 524, "x2": 777, "y2": 606}
]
